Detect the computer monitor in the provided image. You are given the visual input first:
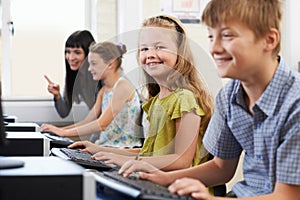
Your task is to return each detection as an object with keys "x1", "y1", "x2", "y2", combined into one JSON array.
[{"x1": 0, "y1": 98, "x2": 25, "y2": 169}]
